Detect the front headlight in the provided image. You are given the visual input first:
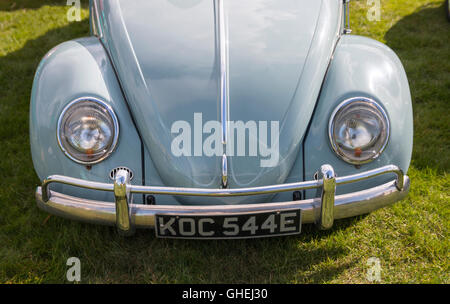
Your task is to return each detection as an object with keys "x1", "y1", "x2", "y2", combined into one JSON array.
[
  {"x1": 57, "y1": 97, "x2": 119, "y2": 164},
  {"x1": 328, "y1": 97, "x2": 389, "y2": 164}
]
